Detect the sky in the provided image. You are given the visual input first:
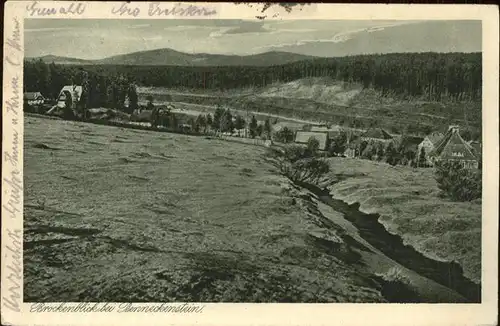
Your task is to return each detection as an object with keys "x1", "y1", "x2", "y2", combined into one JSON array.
[{"x1": 24, "y1": 19, "x2": 482, "y2": 59}]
